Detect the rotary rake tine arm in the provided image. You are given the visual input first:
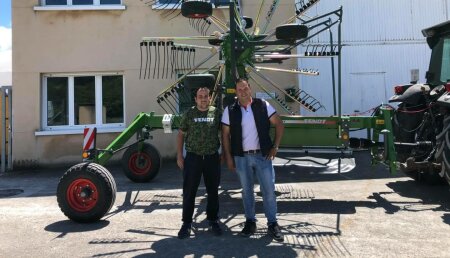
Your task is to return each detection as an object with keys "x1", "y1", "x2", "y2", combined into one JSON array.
[
  {"x1": 249, "y1": 65, "x2": 322, "y2": 113},
  {"x1": 249, "y1": 74, "x2": 295, "y2": 115},
  {"x1": 254, "y1": 66, "x2": 319, "y2": 76},
  {"x1": 260, "y1": 0, "x2": 280, "y2": 34}
]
